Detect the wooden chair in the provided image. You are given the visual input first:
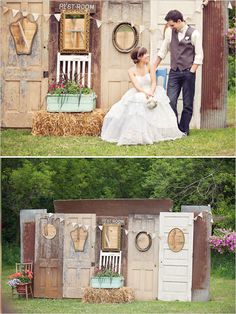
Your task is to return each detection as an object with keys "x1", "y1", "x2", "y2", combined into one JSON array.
[
  {"x1": 99, "y1": 251, "x2": 122, "y2": 274},
  {"x1": 156, "y1": 67, "x2": 167, "y2": 89},
  {"x1": 12, "y1": 262, "x2": 33, "y2": 300},
  {"x1": 56, "y1": 52, "x2": 92, "y2": 88}
]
